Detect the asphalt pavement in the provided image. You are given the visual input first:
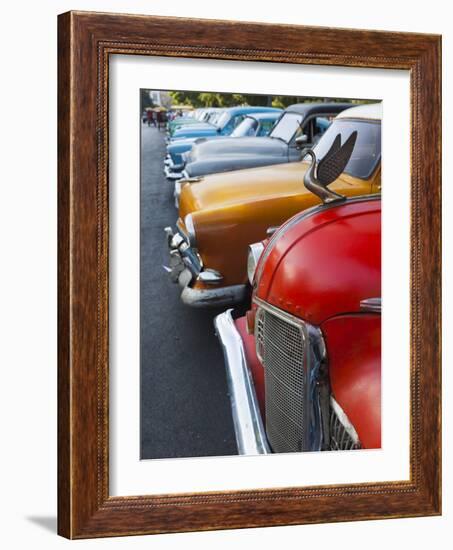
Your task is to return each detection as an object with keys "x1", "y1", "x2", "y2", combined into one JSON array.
[{"x1": 140, "y1": 123, "x2": 238, "y2": 459}]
